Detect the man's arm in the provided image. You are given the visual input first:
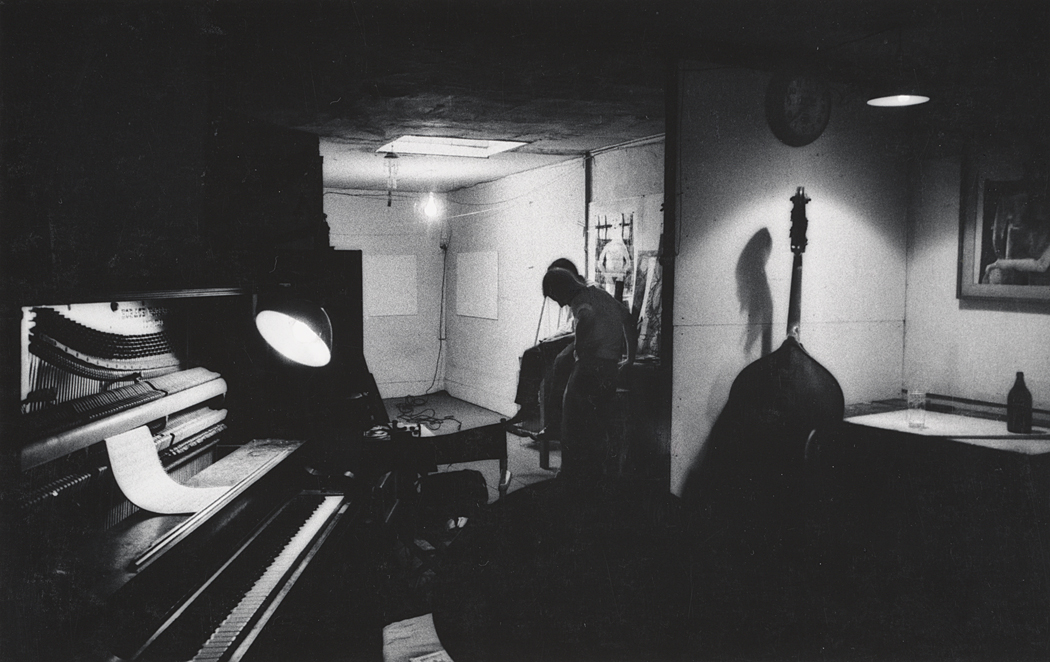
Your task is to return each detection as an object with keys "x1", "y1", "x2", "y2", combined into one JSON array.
[{"x1": 572, "y1": 302, "x2": 595, "y2": 355}]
